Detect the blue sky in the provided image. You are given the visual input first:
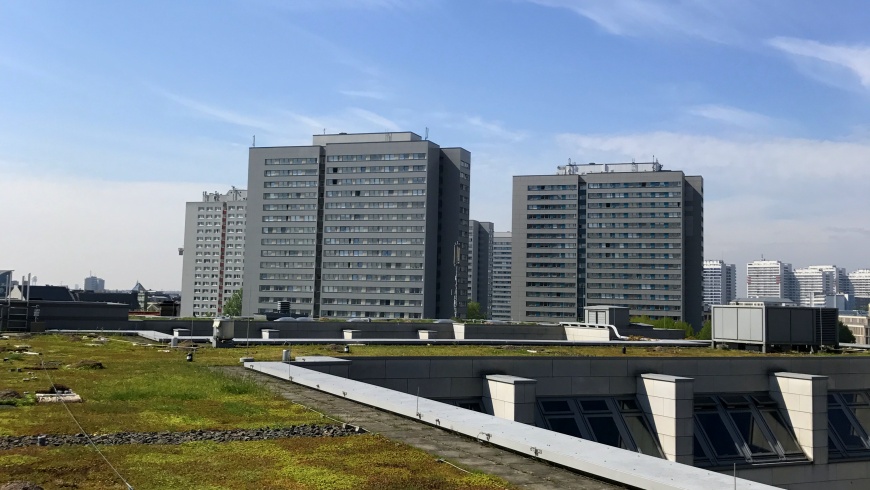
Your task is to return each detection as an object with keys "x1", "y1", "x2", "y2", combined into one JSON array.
[{"x1": 2, "y1": 0, "x2": 868, "y2": 290}]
